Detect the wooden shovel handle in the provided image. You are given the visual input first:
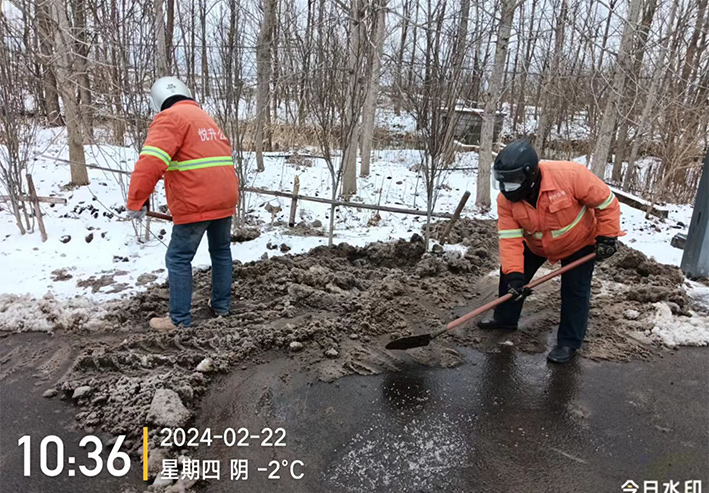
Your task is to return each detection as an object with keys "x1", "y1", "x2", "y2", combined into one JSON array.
[
  {"x1": 146, "y1": 211, "x2": 173, "y2": 221},
  {"x1": 445, "y1": 252, "x2": 597, "y2": 332}
]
